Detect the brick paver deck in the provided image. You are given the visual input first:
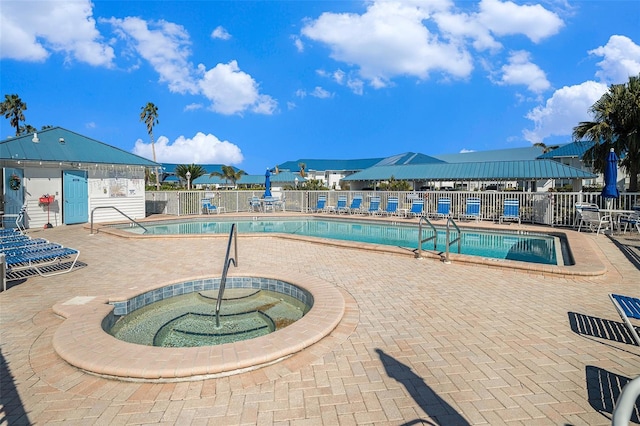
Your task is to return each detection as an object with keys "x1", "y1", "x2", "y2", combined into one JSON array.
[{"x1": 1, "y1": 217, "x2": 638, "y2": 425}]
